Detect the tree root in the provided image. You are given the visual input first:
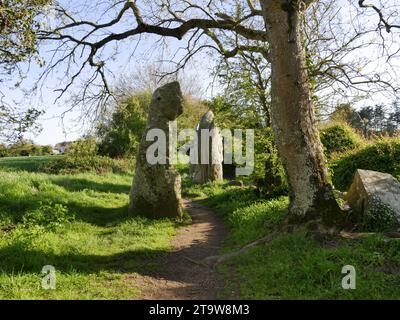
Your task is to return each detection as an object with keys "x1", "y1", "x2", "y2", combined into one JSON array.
[
  {"x1": 201, "y1": 230, "x2": 282, "y2": 268},
  {"x1": 190, "y1": 221, "x2": 399, "y2": 269}
]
